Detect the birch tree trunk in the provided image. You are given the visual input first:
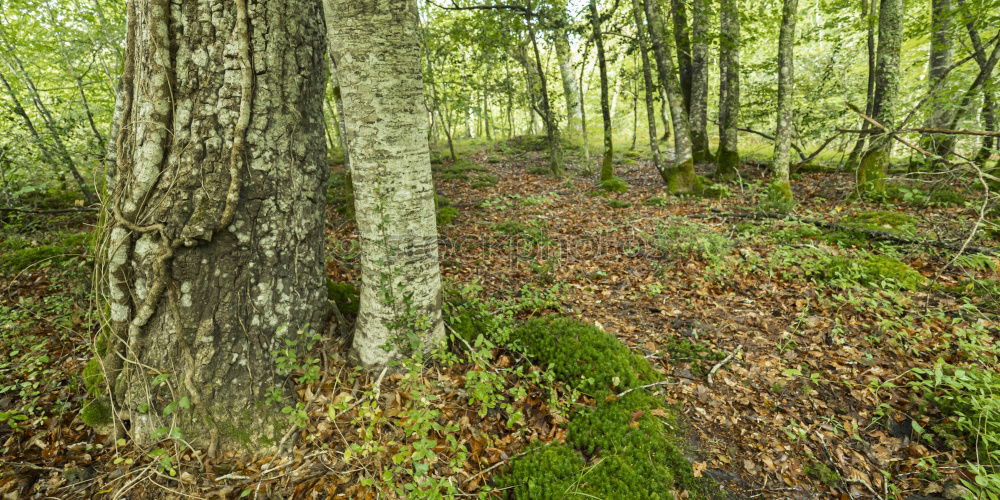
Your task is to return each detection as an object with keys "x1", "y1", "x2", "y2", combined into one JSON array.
[
  {"x1": 644, "y1": 0, "x2": 698, "y2": 193},
  {"x1": 327, "y1": 0, "x2": 445, "y2": 368},
  {"x1": 689, "y1": 0, "x2": 712, "y2": 163},
  {"x1": 857, "y1": 0, "x2": 903, "y2": 194},
  {"x1": 588, "y1": 0, "x2": 615, "y2": 181},
  {"x1": 101, "y1": 0, "x2": 329, "y2": 452},
  {"x1": 715, "y1": 0, "x2": 740, "y2": 179},
  {"x1": 772, "y1": 0, "x2": 798, "y2": 204}
]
